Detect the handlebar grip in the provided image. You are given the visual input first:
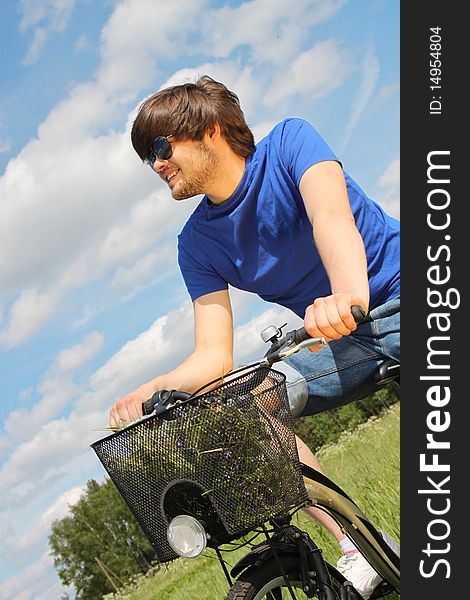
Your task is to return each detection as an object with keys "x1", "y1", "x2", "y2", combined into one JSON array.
[
  {"x1": 142, "y1": 391, "x2": 168, "y2": 416},
  {"x1": 295, "y1": 305, "x2": 368, "y2": 340},
  {"x1": 292, "y1": 327, "x2": 311, "y2": 344},
  {"x1": 142, "y1": 390, "x2": 192, "y2": 416},
  {"x1": 351, "y1": 305, "x2": 367, "y2": 323}
]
